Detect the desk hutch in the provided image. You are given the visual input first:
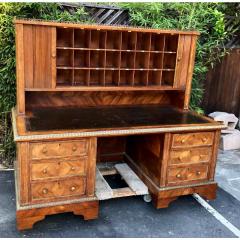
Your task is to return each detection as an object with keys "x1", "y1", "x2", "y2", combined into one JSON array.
[{"x1": 12, "y1": 19, "x2": 225, "y2": 230}]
